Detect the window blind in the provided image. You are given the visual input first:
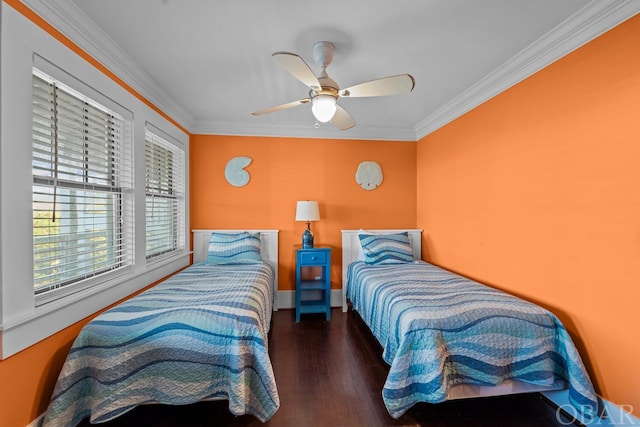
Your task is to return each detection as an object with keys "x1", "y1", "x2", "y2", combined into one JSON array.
[
  {"x1": 145, "y1": 128, "x2": 185, "y2": 259},
  {"x1": 32, "y1": 71, "x2": 133, "y2": 300}
]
